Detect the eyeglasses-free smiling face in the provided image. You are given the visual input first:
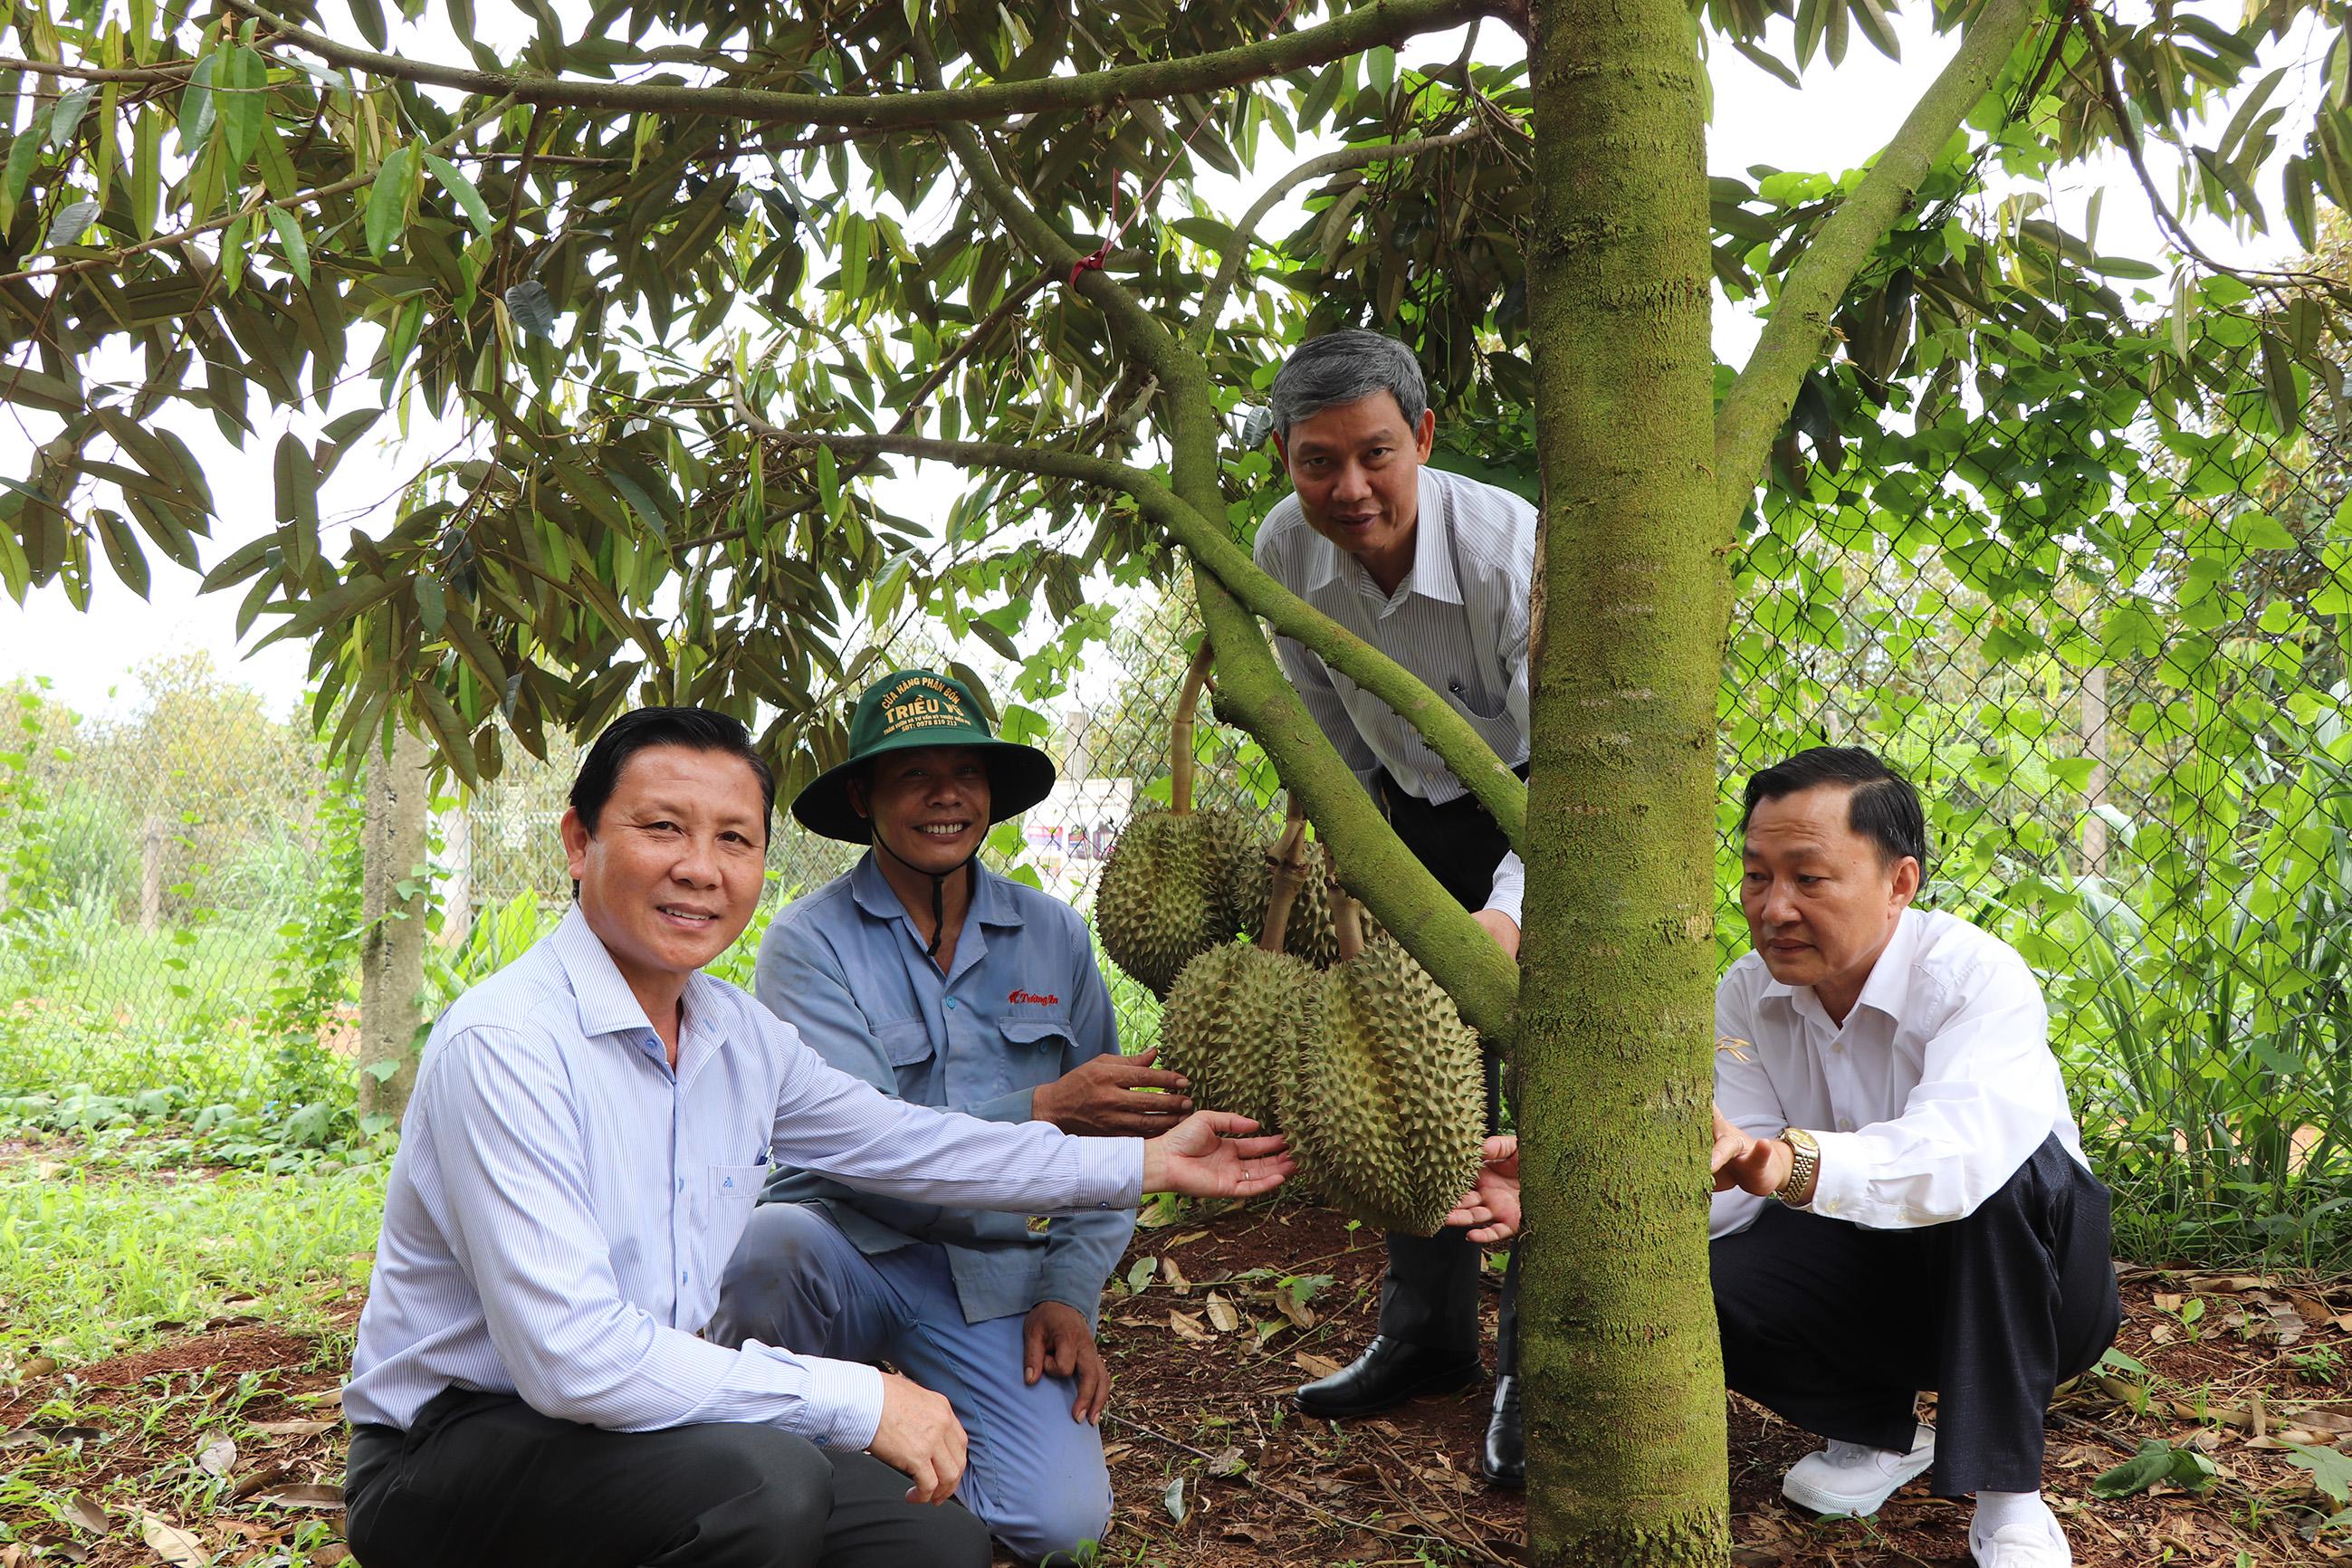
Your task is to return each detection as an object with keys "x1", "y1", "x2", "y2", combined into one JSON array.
[
  {"x1": 1739, "y1": 782, "x2": 1920, "y2": 1024},
  {"x1": 1274, "y1": 391, "x2": 1437, "y2": 594},
  {"x1": 560, "y1": 744, "x2": 770, "y2": 1000},
  {"x1": 851, "y1": 745, "x2": 993, "y2": 875}
]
